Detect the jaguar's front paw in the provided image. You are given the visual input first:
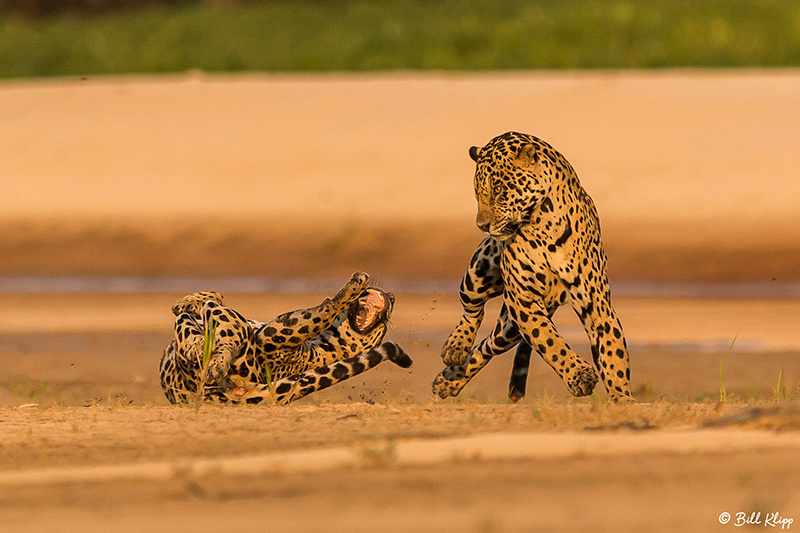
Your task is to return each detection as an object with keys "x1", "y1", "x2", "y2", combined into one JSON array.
[
  {"x1": 349, "y1": 271, "x2": 370, "y2": 287},
  {"x1": 565, "y1": 362, "x2": 599, "y2": 397},
  {"x1": 431, "y1": 366, "x2": 467, "y2": 399},
  {"x1": 608, "y1": 391, "x2": 635, "y2": 404},
  {"x1": 347, "y1": 272, "x2": 370, "y2": 293},
  {"x1": 204, "y1": 357, "x2": 230, "y2": 385},
  {"x1": 336, "y1": 272, "x2": 371, "y2": 302},
  {"x1": 441, "y1": 334, "x2": 472, "y2": 367}
]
